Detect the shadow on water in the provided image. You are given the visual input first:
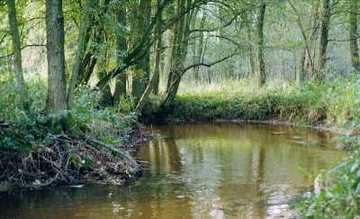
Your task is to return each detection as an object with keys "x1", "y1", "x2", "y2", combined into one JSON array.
[{"x1": 0, "y1": 123, "x2": 345, "y2": 219}]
